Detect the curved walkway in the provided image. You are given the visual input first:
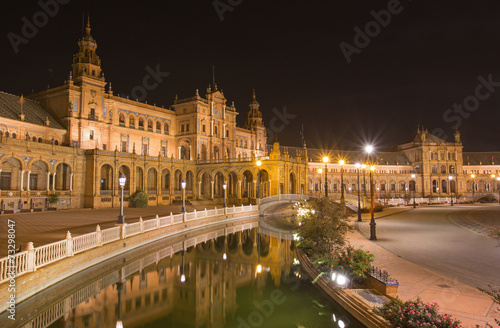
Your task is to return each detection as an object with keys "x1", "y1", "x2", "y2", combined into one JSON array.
[{"x1": 352, "y1": 206, "x2": 500, "y2": 328}]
